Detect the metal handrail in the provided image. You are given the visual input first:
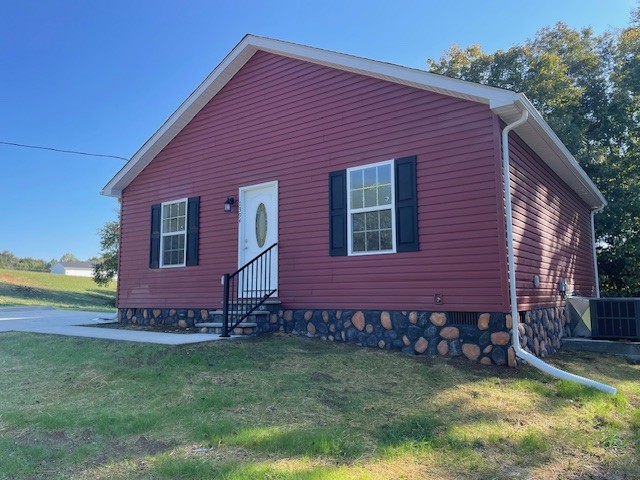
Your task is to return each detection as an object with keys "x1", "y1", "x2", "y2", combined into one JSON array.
[{"x1": 221, "y1": 242, "x2": 277, "y2": 337}]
